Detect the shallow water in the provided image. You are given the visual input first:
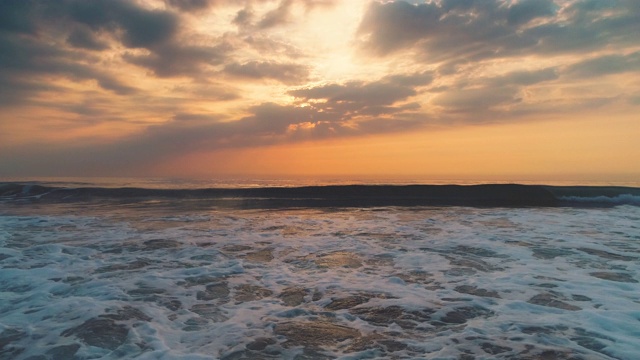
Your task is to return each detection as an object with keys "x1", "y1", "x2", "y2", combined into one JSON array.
[{"x1": 1, "y1": 202, "x2": 639, "y2": 359}]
